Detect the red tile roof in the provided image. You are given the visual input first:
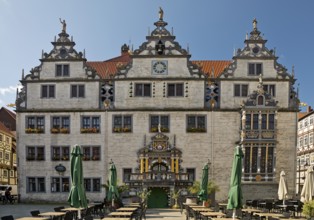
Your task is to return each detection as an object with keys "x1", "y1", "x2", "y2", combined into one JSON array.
[
  {"x1": 192, "y1": 60, "x2": 232, "y2": 78},
  {"x1": 86, "y1": 53, "x2": 231, "y2": 79},
  {"x1": 87, "y1": 52, "x2": 131, "y2": 79}
]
